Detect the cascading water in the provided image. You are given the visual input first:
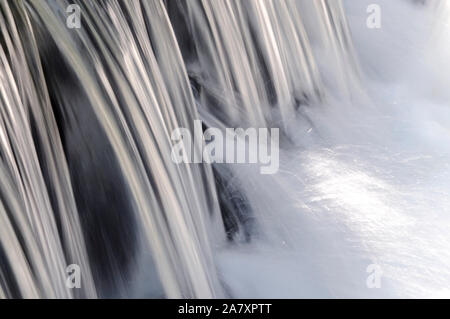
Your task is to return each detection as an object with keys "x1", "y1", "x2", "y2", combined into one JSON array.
[{"x1": 1, "y1": 0, "x2": 449, "y2": 299}]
